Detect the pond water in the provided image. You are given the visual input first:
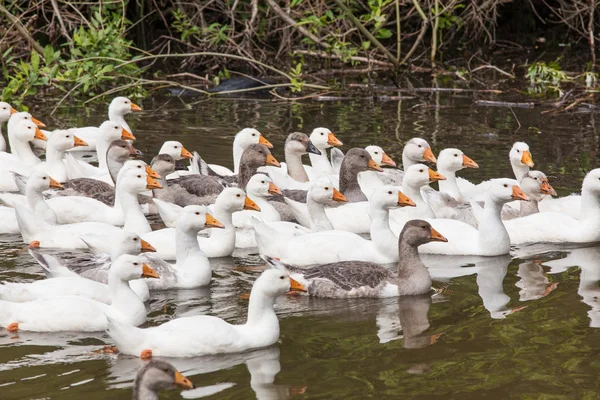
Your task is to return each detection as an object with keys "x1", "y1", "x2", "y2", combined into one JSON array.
[{"x1": 0, "y1": 92, "x2": 599, "y2": 399}]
